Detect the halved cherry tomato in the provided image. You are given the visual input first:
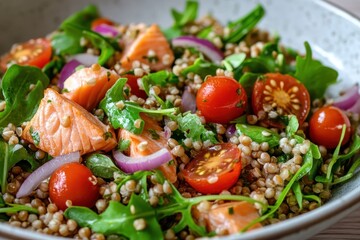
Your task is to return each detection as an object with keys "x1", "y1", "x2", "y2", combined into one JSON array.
[
  {"x1": 49, "y1": 162, "x2": 99, "y2": 211},
  {"x1": 123, "y1": 74, "x2": 147, "y2": 99},
  {"x1": 91, "y1": 17, "x2": 114, "y2": 29},
  {"x1": 309, "y1": 106, "x2": 351, "y2": 149},
  {"x1": 196, "y1": 76, "x2": 247, "y2": 124},
  {"x1": 182, "y1": 143, "x2": 241, "y2": 194},
  {"x1": 0, "y1": 38, "x2": 52, "y2": 72},
  {"x1": 252, "y1": 73, "x2": 310, "y2": 128}
]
